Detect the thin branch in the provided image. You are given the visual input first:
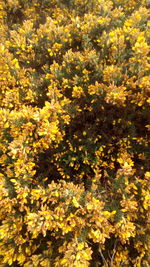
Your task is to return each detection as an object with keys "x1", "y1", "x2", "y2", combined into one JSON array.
[
  {"x1": 99, "y1": 247, "x2": 108, "y2": 267},
  {"x1": 110, "y1": 239, "x2": 118, "y2": 267}
]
